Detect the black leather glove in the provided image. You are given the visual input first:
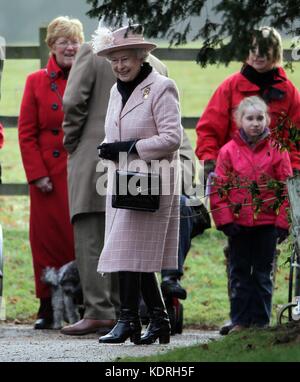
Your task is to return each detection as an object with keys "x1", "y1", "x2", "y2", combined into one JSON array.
[
  {"x1": 97, "y1": 140, "x2": 137, "y2": 161},
  {"x1": 276, "y1": 227, "x2": 289, "y2": 244},
  {"x1": 218, "y1": 223, "x2": 241, "y2": 237},
  {"x1": 293, "y1": 169, "x2": 300, "y2": 177},
  {"x1": 204, "y1": 159, "x2": 216, "y2": 186}
]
